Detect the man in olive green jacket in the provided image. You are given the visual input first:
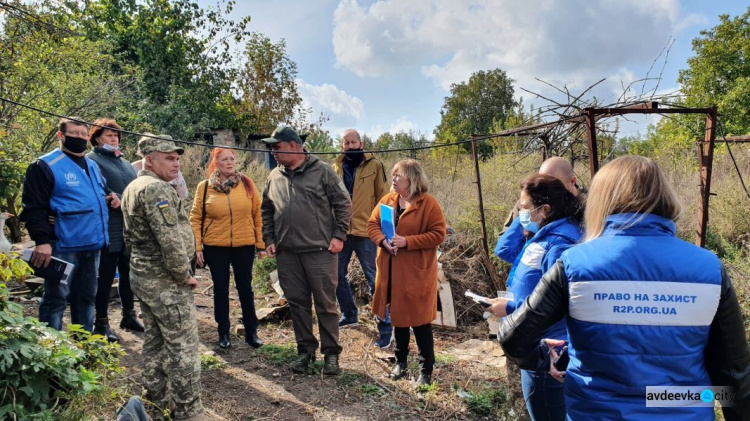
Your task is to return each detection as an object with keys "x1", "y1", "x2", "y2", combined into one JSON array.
[
  {"x1": 261, "y1": 125, "x2": 352, "y2": 375},
  {"x1": 331, "y1": 129, "x2": 392, "y2": 348}
]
